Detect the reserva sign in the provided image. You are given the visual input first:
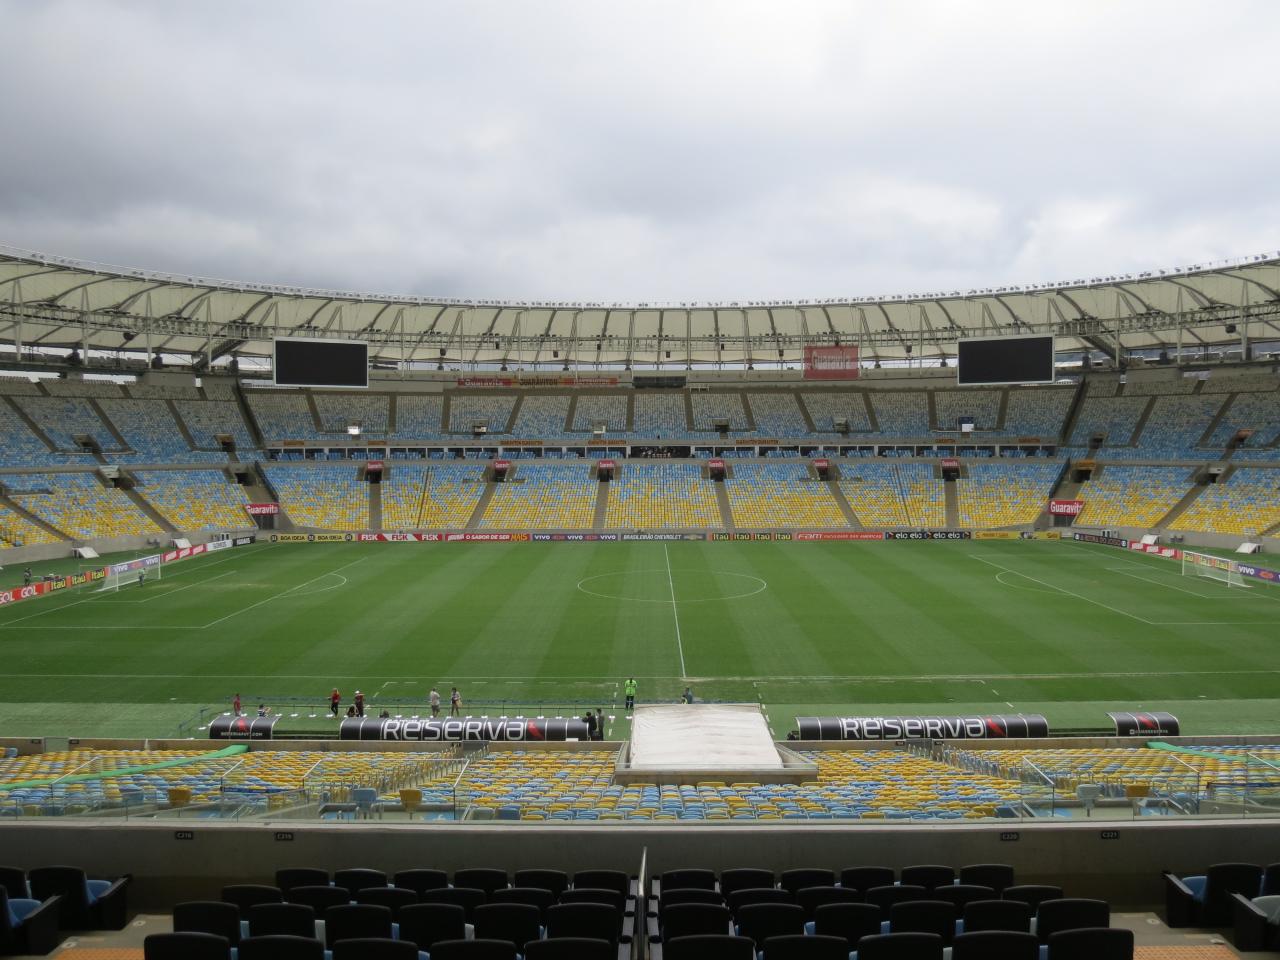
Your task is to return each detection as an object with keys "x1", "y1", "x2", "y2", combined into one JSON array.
[
  {"x1": 340, "y1": 716, "x2": 590, "y2": 742},
  {"x1": 796, "y1": 714, "x2": 1050, "y2": 740}
]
